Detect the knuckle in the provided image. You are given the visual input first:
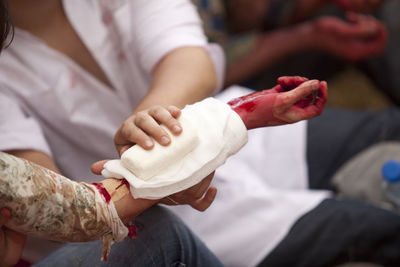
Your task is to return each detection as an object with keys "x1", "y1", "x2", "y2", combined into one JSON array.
[
  {"x1": 121, "y1": 120, "x2": 130, "y2": 130},
  {"x1": 134, "y1": 113, "x2": 147, "y2": 124},
  {"x1": 149, "y1": 105, "x2": 163, "y2": 116}
]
